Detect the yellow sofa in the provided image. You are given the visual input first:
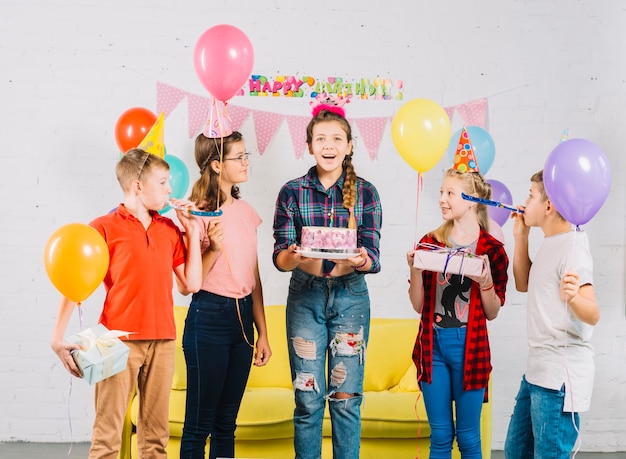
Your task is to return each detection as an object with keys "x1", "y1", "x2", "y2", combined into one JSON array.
[{"x1": 120, "y1": 305, "x2": 491, "y2": 458}]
